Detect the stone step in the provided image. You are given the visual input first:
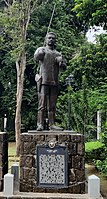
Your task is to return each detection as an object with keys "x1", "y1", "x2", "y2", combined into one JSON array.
[
  {"x1": 0, "y1": 192, "x2": 103, "y2": 199},
  {"x1": 0, "y1": 192, "x2": 88, "y2": 199}
]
